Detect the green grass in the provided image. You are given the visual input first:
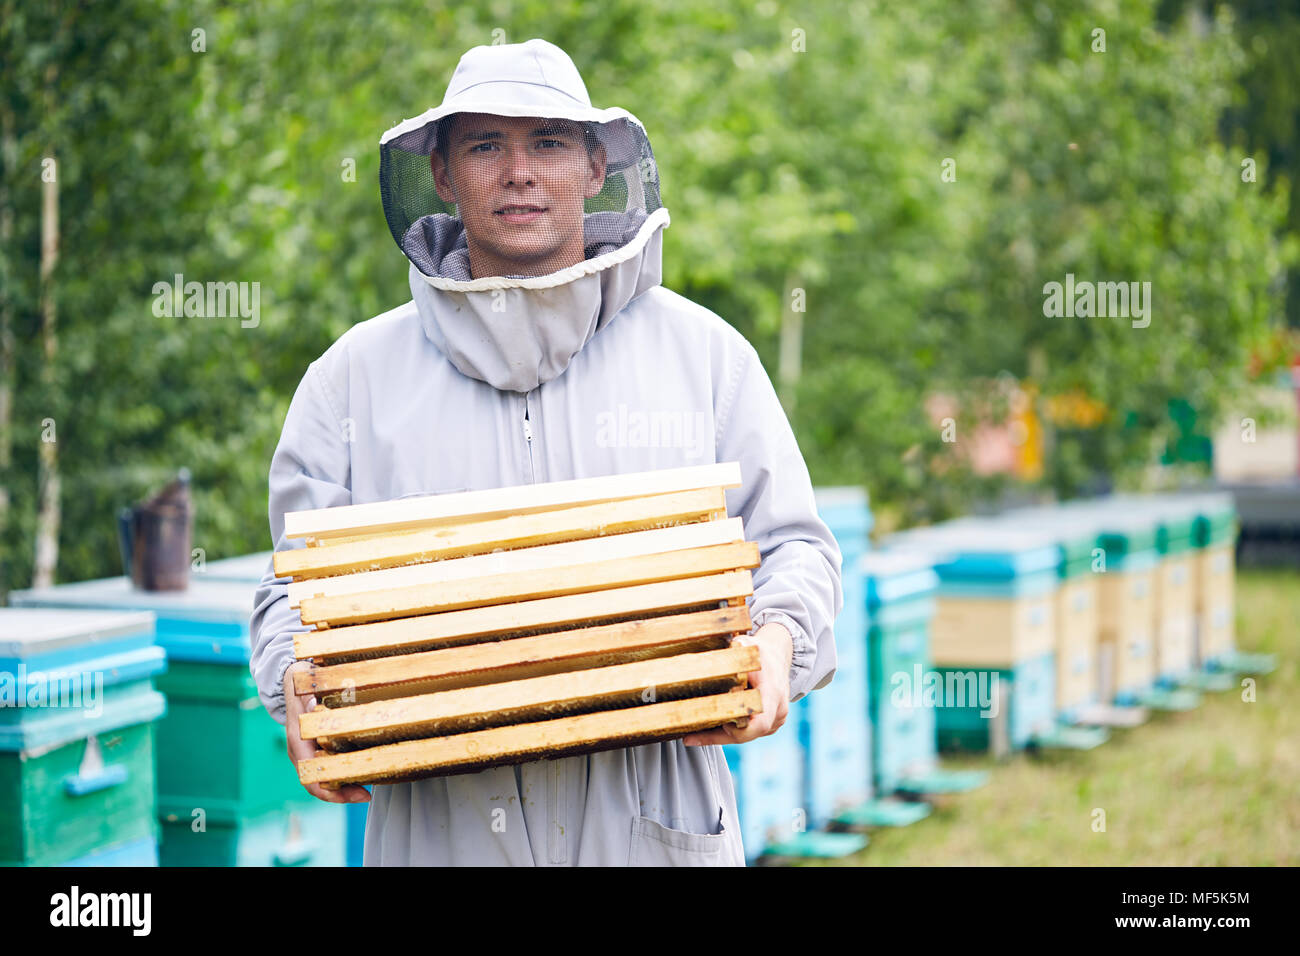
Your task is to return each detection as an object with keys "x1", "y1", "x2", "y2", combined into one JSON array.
[{"x1": 808, "y1": 568, "x2": 1300, "y2": 866}]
